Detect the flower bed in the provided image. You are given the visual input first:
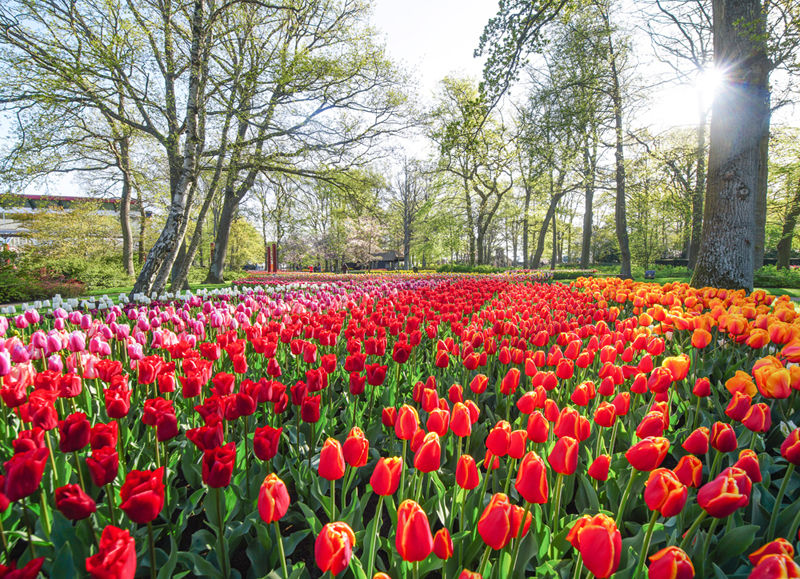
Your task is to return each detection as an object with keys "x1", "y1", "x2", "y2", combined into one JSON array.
[{"x1": 0, "y1": 275, "x2": 798, "y2": 578}]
